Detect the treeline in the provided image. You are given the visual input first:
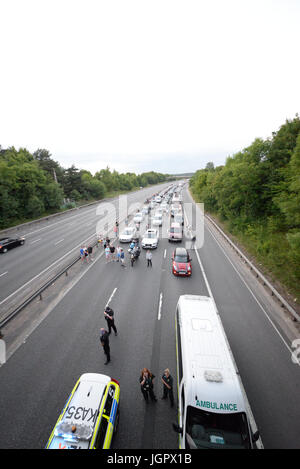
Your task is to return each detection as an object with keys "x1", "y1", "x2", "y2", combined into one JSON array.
[
  {"x1": 0, "y1": 147, "x2": 167, "y2": 228},
  {"x1": 190, "y1": 115, "x2": 300, "y2": 296}
]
